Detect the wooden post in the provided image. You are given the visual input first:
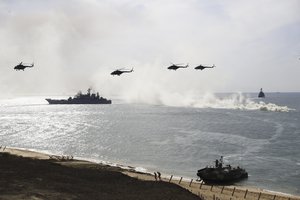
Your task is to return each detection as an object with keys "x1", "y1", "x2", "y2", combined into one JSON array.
[
  {"x1": 213, "y1": 194, "x2": 215, "y2": 200},
  {"x1": 244, "y1": 189, "x2": 248, "y2": 199},
  {"x1": 178, "y1": 177, "x2": 183, "y2": 184},
  {"x1": 210, "y1": 185, "x2": 214, "y2": 191},
  {"x1": 221, "y1": 186, "x2": 225, "y2": 194},
  {"x1": 189, "y1": 179, "x2": 193, "y2": 187},
  {"x1": 169, "y1": 175, "x2": 173, "y2": 182},
  {"x1": 199, "y1": 181, "x2": 203, "y2": 189},
  {"x1": 273, "y1": 195, "x2": 276, "y2": 200},
  {"x1": 257, "y1": 192, "x2": 262, "y2": 200},
  {"x1": 232, "y1": 187, "x2": 236, "y2": 196}
]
